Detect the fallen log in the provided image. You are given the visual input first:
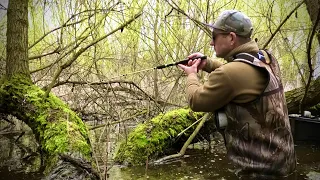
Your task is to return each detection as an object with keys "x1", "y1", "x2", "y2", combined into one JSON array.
[
  {"x1": 286, "y1": 77, "x2": 320, "y2": 114},
  {"x1": 113, "y1": 108, "x2": 215, "y2": 165}
]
